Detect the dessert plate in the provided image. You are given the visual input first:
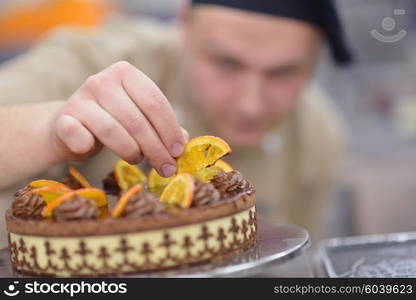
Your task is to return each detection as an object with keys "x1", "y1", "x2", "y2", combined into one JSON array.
[{"x1": 0, "y1": 220, "x2": 309, "y2": 277}]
